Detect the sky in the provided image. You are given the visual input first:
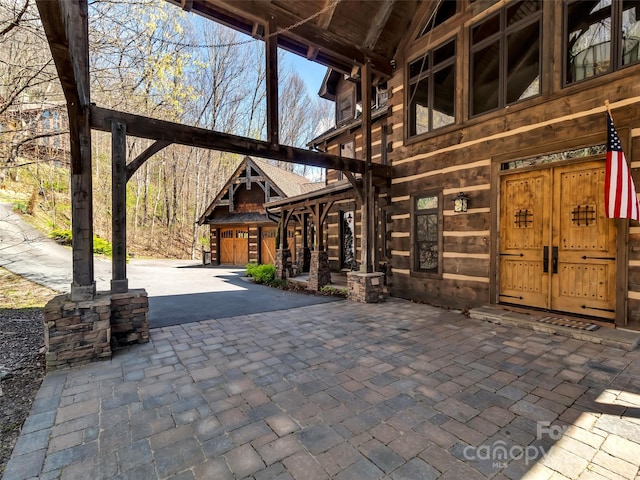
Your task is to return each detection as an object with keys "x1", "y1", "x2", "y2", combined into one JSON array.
[{"x1": 282, "y1": 51, "x2": 329, "y2": 98}]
